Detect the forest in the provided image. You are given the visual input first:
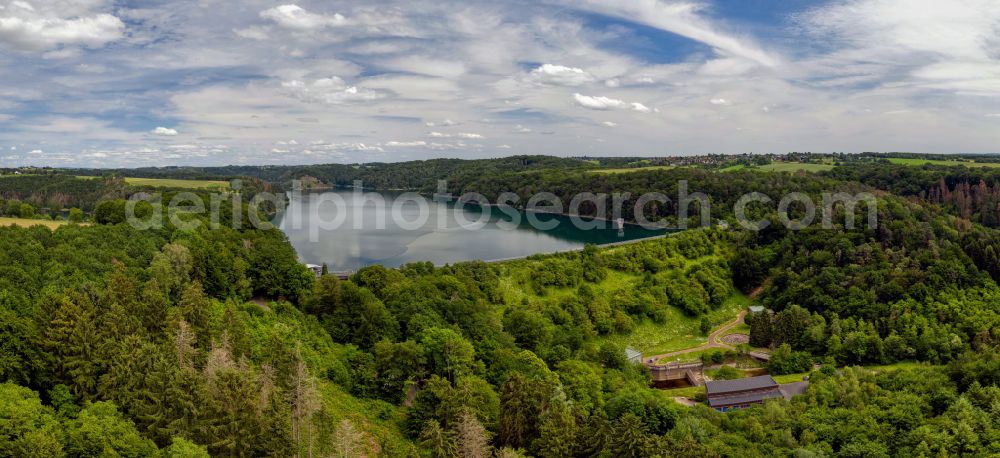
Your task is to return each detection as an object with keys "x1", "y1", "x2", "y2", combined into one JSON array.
[{"x1": 1, "y1": 156, "x2": 999, "y2": 457}]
